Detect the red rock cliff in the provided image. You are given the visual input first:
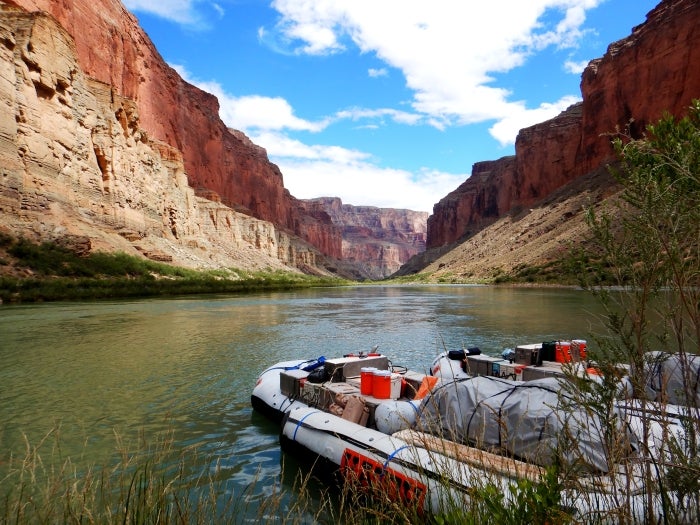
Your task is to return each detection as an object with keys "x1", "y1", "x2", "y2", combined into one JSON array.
[
  {"x1": 4, "y1": 0, "x2": 342, "y2": 258},
  {"x1": 302, "y1": 198, "x2": 428, "y2": 279},
  {"x1": 428, "y1": 0, "x2": 700, "y2": 249},
  {"x1": 0, "y1": 8, "x2": 331, "y2": 273}
]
